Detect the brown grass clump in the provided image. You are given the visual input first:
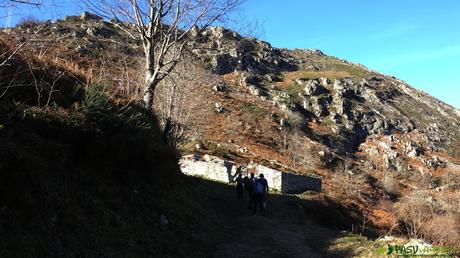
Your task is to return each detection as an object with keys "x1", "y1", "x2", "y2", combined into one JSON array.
[
  {"x1": 422, "y1": 214, "x2": 460, "y2": 249},
  {"x1": 0, "y1": 36, "x2": 85, "y2": 107}
]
